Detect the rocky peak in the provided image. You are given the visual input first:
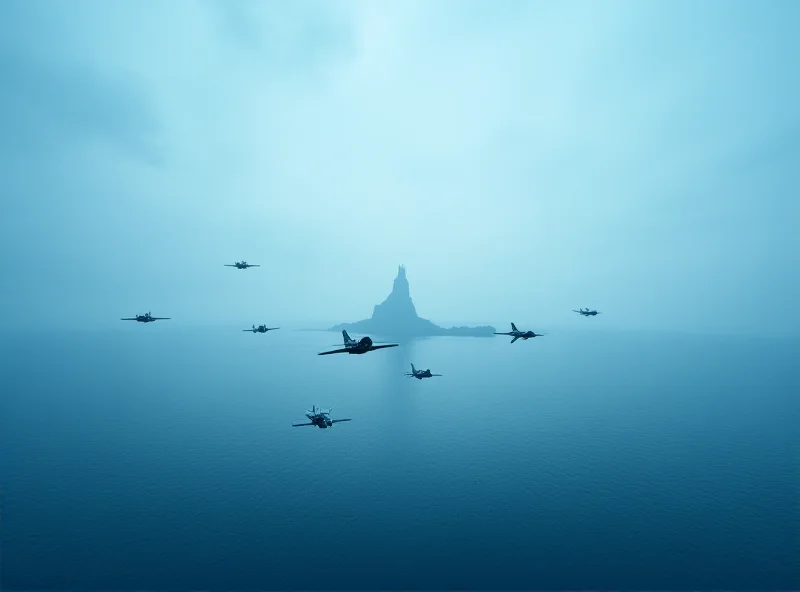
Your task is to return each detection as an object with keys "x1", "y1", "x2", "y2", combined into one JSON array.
[
  {"x1": 329, "y1": 265, "x2": 495, "y2": 337},
  {"x1": 391, "y1": 265, "x2": 410, "y2": 299},
  {"x1": 372, "y1": 264, "x2": 418, "y2": 321}
]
